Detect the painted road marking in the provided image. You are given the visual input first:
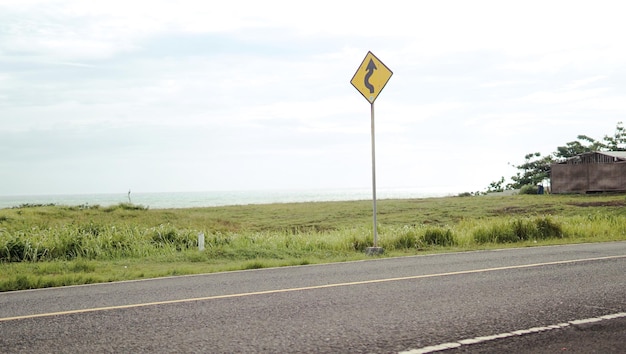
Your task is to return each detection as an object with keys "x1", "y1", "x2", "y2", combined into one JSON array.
[
  {"x1": 399, "y1": 312, "x2": 626, "y2": 354},
  {"x1": 1, "y1": 254, "x2": 624, "y2": 322}
]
